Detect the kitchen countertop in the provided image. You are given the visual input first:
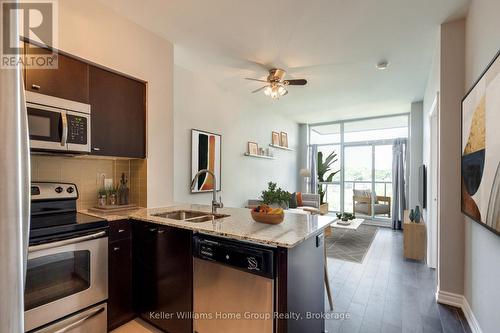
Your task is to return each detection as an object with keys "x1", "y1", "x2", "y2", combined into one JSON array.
[{"x1": 81, "y1": 204, "x2": 335, "y2": 248}]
